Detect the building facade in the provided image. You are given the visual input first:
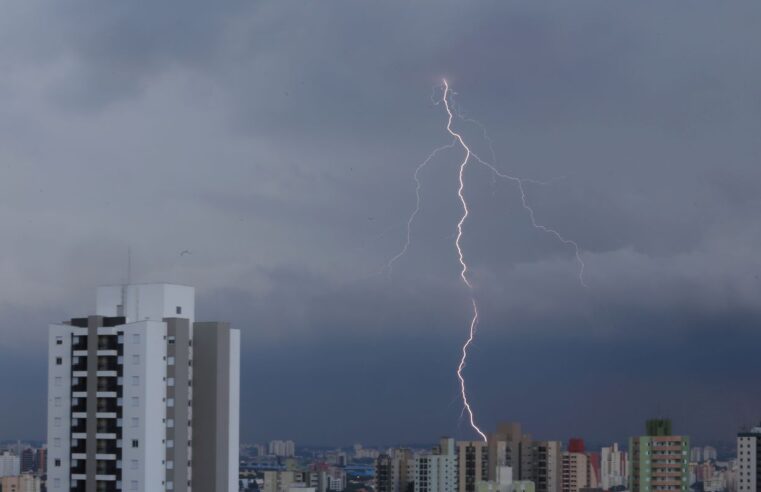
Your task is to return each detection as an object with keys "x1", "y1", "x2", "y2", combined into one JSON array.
[
  {"x1": 415, "y1": 438, "x2": 457, "y2": 492},
  {"x1": 532, "y1": 441, "x2": 561, "y2": 492},
  {"x1": 0, "y1": 451, "x2": 21, "y2": 478},
  {"x1": 0, "y1": 473, "x2": 42, "y2": 492},
  {"x1": 46, "y1": 283, "x2": 240, "y2": 492},
  {"x1": 629, "y1": 419, "x2": 689, "y2": 492},
  {"x1": 738, "y1": 425, "x2": 761, "y2": 492},
  {"x1": 600, "y1": 443, "x2": 627, "y2": 490},
  {"x1": 458, "y1": 441, "x2": 489, "y2": 492}
]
